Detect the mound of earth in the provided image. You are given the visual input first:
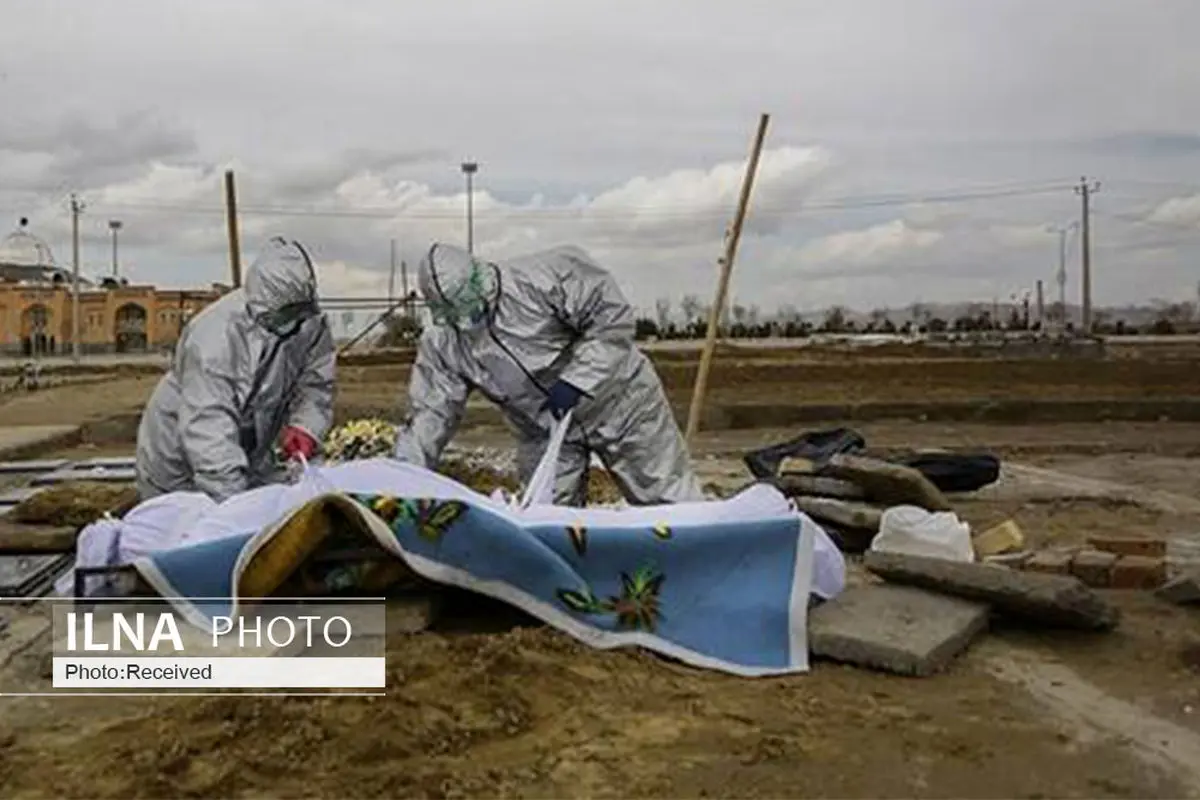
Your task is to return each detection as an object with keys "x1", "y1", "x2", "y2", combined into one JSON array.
[{"x1": 10, "y1": 482, "x2": 139, "y2": 528}]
